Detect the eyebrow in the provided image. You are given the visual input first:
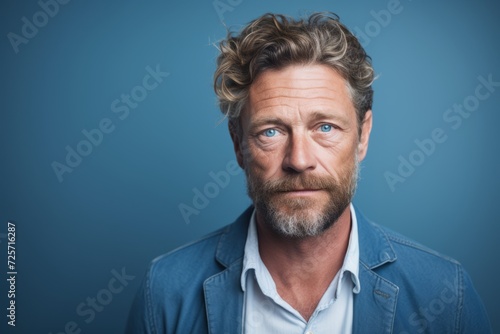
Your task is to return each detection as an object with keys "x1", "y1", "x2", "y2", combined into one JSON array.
[
  {"x1": 249, "y1": 117, "x2": 290, "y2": 131},
  {"x1": 307, "y1": 111, "x2": 350, "y2": 126},
  {"x1": 249, "y1": 111, "x2": 350, "y2": 131}
]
